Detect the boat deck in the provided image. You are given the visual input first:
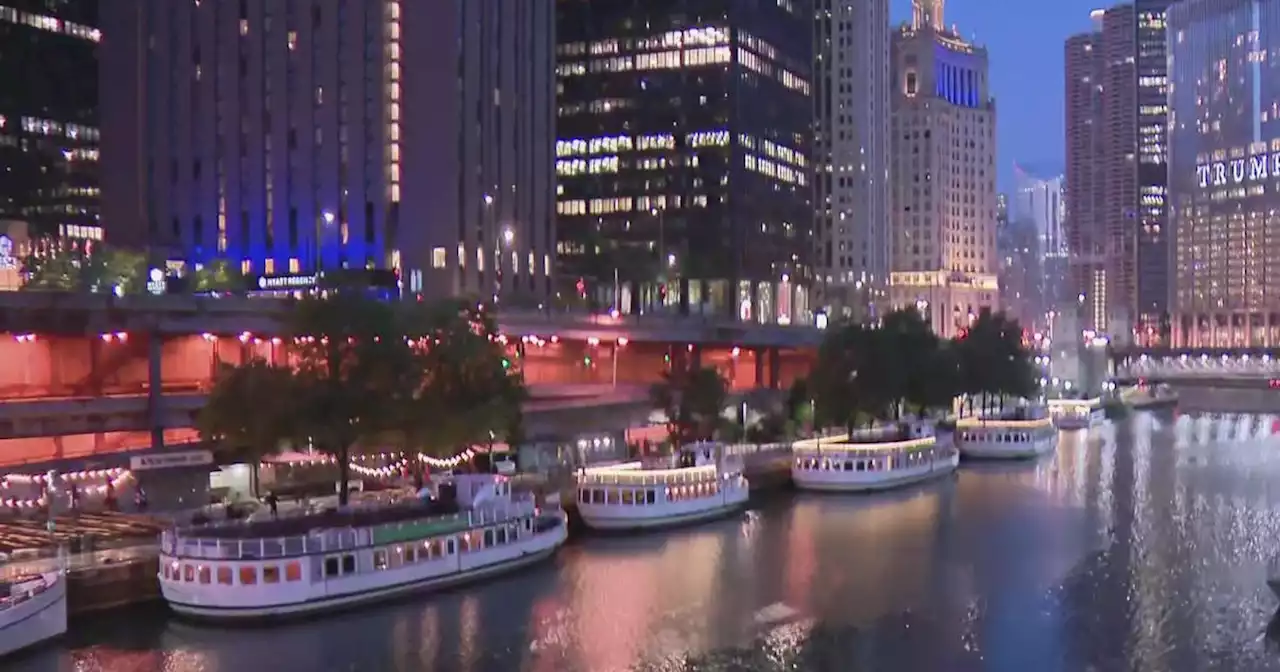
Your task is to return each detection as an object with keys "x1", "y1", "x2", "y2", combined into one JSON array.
[
  {"x1": 0, "y1": 512, "x2": 167, "y2": 554},
  {"x1": 185, "y1": 501, "x2": 466, "y2": 539}
]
